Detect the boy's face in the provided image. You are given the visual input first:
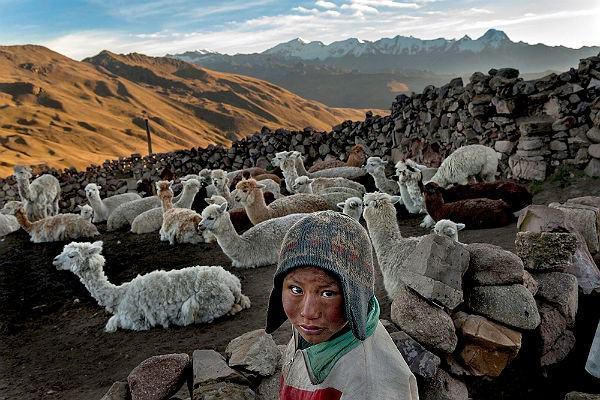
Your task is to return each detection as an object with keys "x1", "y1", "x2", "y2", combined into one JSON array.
[{"x1": 282, "y1": 267, "x2": 347, "y2": 344}]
